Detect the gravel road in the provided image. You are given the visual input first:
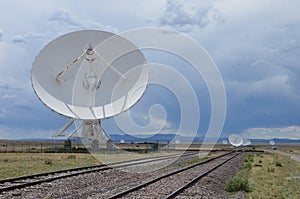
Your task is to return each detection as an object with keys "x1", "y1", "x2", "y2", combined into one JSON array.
[{"x1": 273, "y1": 150, "x2": 300, "y2": 163}]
